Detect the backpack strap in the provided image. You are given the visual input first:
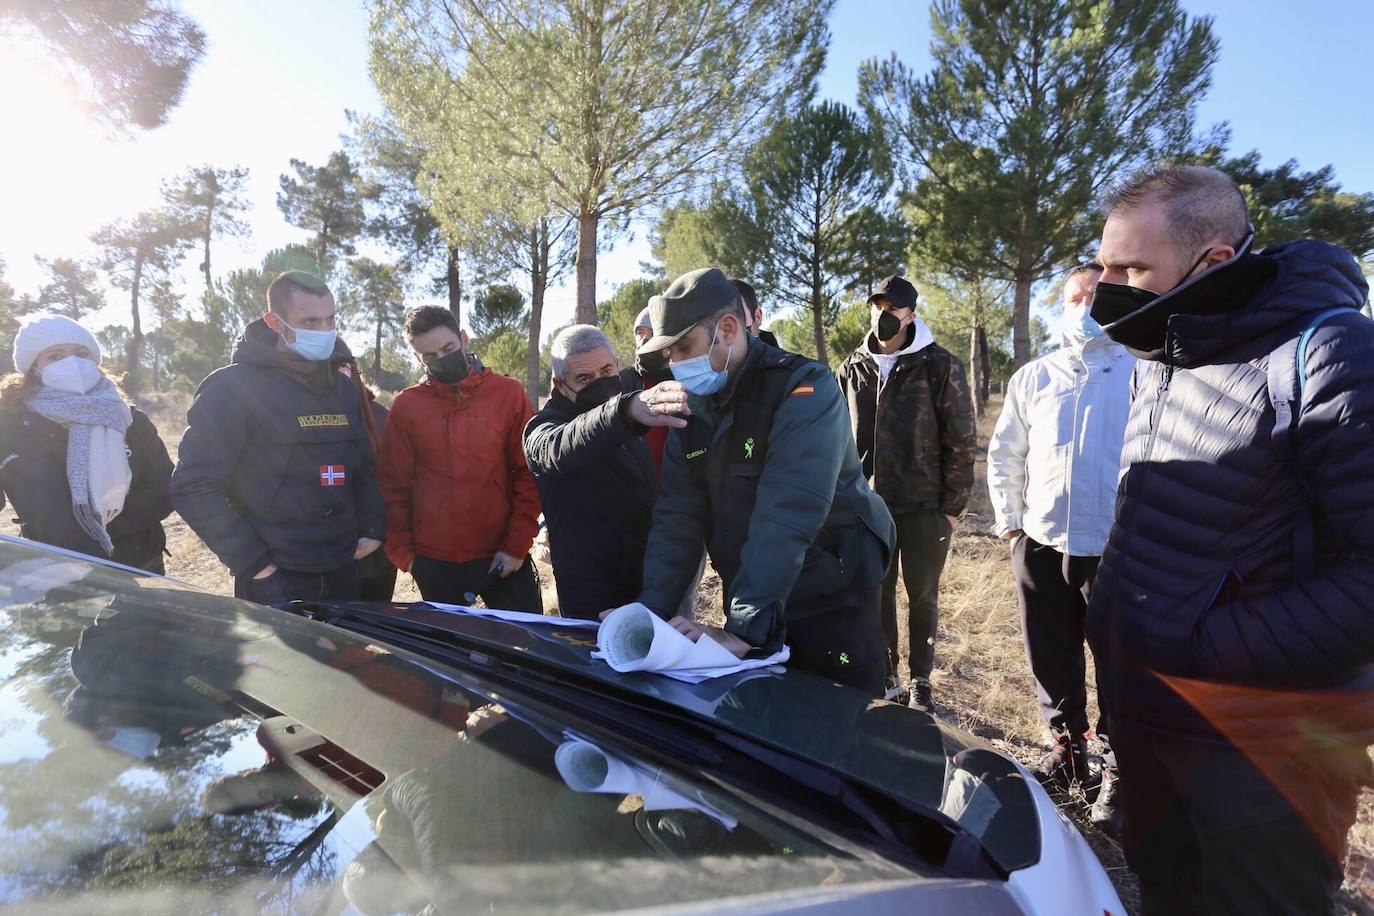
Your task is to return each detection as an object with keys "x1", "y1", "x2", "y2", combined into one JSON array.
[{"x1": 1267, "y1": 307, "x2": 1357, "y2": 579}]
